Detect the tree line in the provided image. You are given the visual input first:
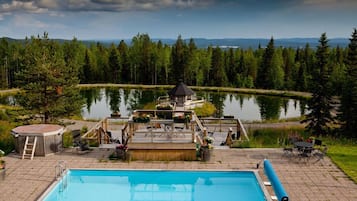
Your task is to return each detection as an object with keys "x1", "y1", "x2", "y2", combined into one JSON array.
[
  {"x1": 0, "y1": 33, "x2": 348, "y2": 92},
  {"x1": 0, "y1": 30, "x2": 356, "y2": 138}
]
